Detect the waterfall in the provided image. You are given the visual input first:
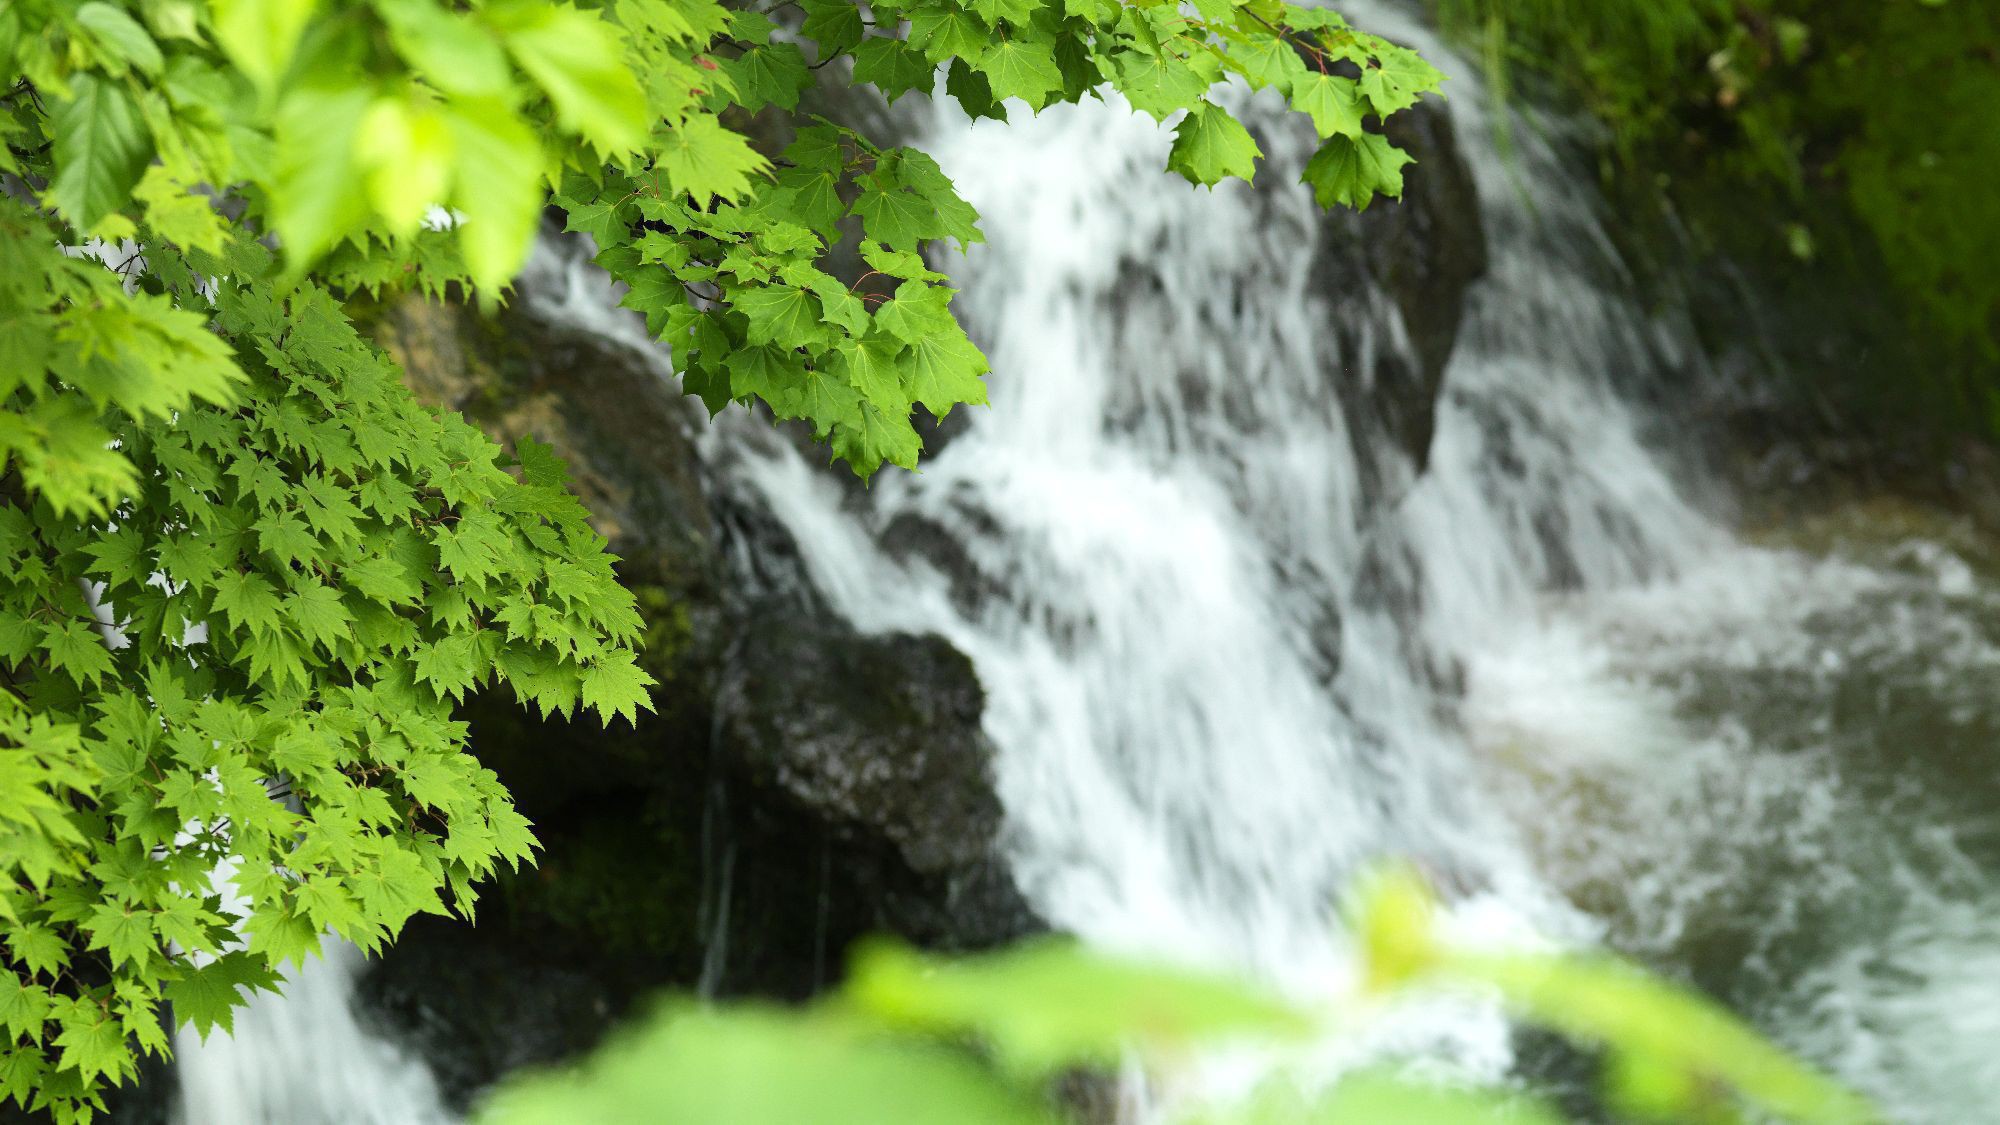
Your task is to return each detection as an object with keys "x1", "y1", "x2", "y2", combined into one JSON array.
[
  {"x1": 171, "y1": 940, "x2": 452, "y2": 1125},
  {"x1": 169, "y1": 5, "x2": 2000, "y2": 1121},
  {"x1": 719, "y1": 0, "x2": 1695, "y2": 1069}
]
